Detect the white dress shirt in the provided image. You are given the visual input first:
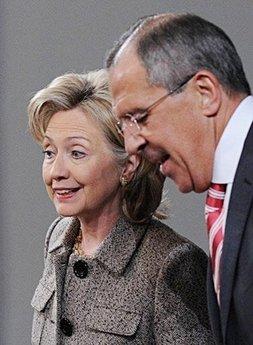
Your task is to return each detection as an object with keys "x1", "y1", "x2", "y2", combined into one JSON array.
[{"x1": 212, "y1": 95, "x2": 253, "y2": 228}]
